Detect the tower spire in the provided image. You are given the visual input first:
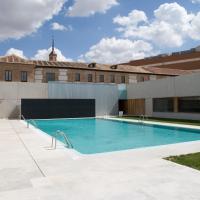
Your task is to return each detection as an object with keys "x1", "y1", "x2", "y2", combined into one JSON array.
[
  {"x1": 52, "y1": 35, "x2": 54, "y2": 52},
  {"x1": 49, "y1": 35, "x2": 57, "y2": 62}
]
